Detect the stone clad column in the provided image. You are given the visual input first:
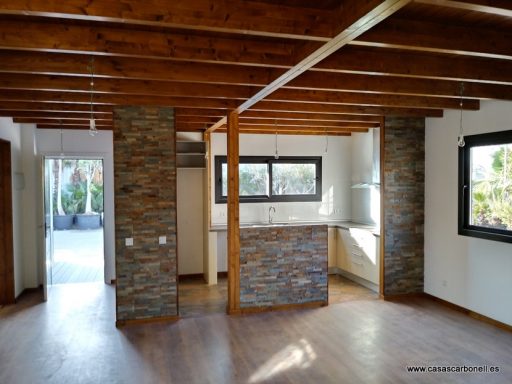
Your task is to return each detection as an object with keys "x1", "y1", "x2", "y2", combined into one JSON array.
[
  {"x1": 383, "y1": 117, "x2": 425, "y2": 296},
  {"x1": 113, "y1": 106, "x2": 177, "y2": 325}
]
